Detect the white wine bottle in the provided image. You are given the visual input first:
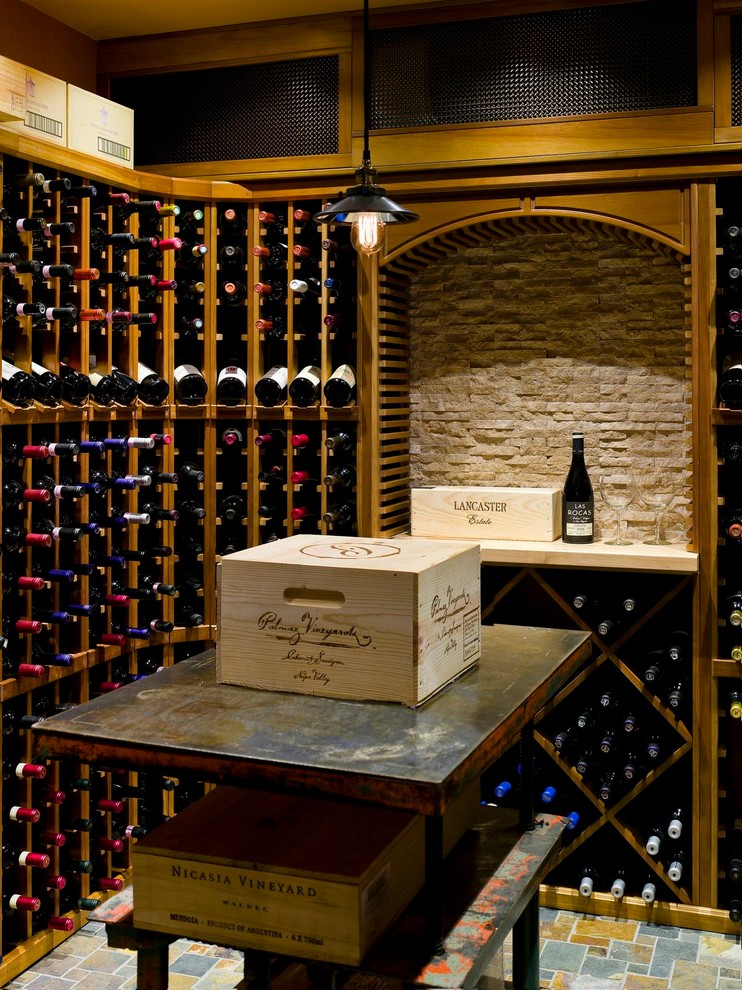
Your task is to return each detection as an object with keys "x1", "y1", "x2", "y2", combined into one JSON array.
[{"x1": 562, "y1": 431, "x2": 594, "y2": 544}]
